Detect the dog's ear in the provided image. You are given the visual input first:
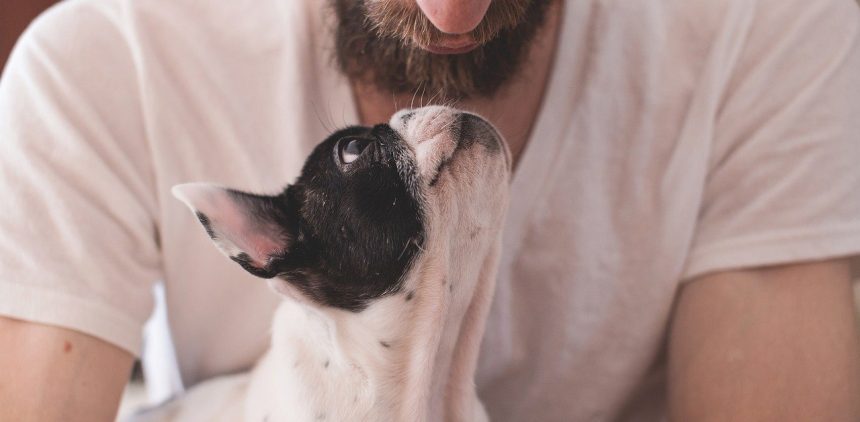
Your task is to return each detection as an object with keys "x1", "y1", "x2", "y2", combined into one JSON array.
[{"x1": 172, "y1": 183, "x2": 293, "y2": 279}]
